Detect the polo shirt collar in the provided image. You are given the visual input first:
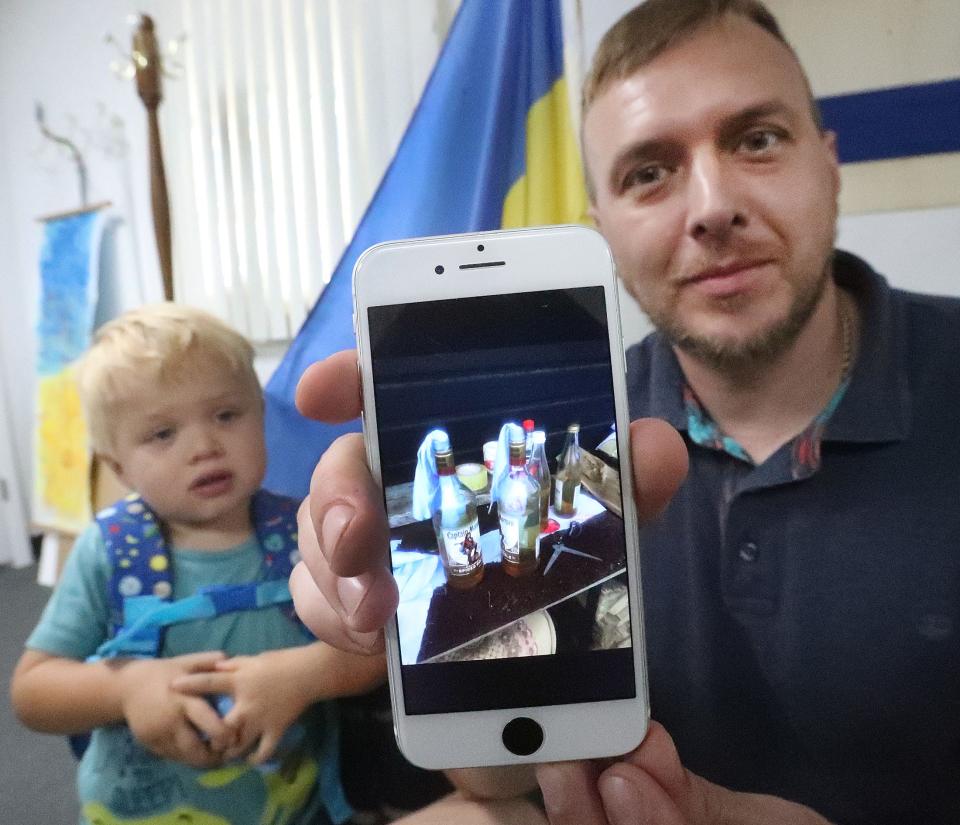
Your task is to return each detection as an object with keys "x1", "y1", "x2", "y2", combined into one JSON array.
[
  {"x1": 824, "y1": 250, "x2": 911, "y2": 444},
  {"x1": 644, "y1": 331, "x2": 689, "y2": 431},
  {"x1": 642, "y1": 250, "x2": 911, "y2": 446}
]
